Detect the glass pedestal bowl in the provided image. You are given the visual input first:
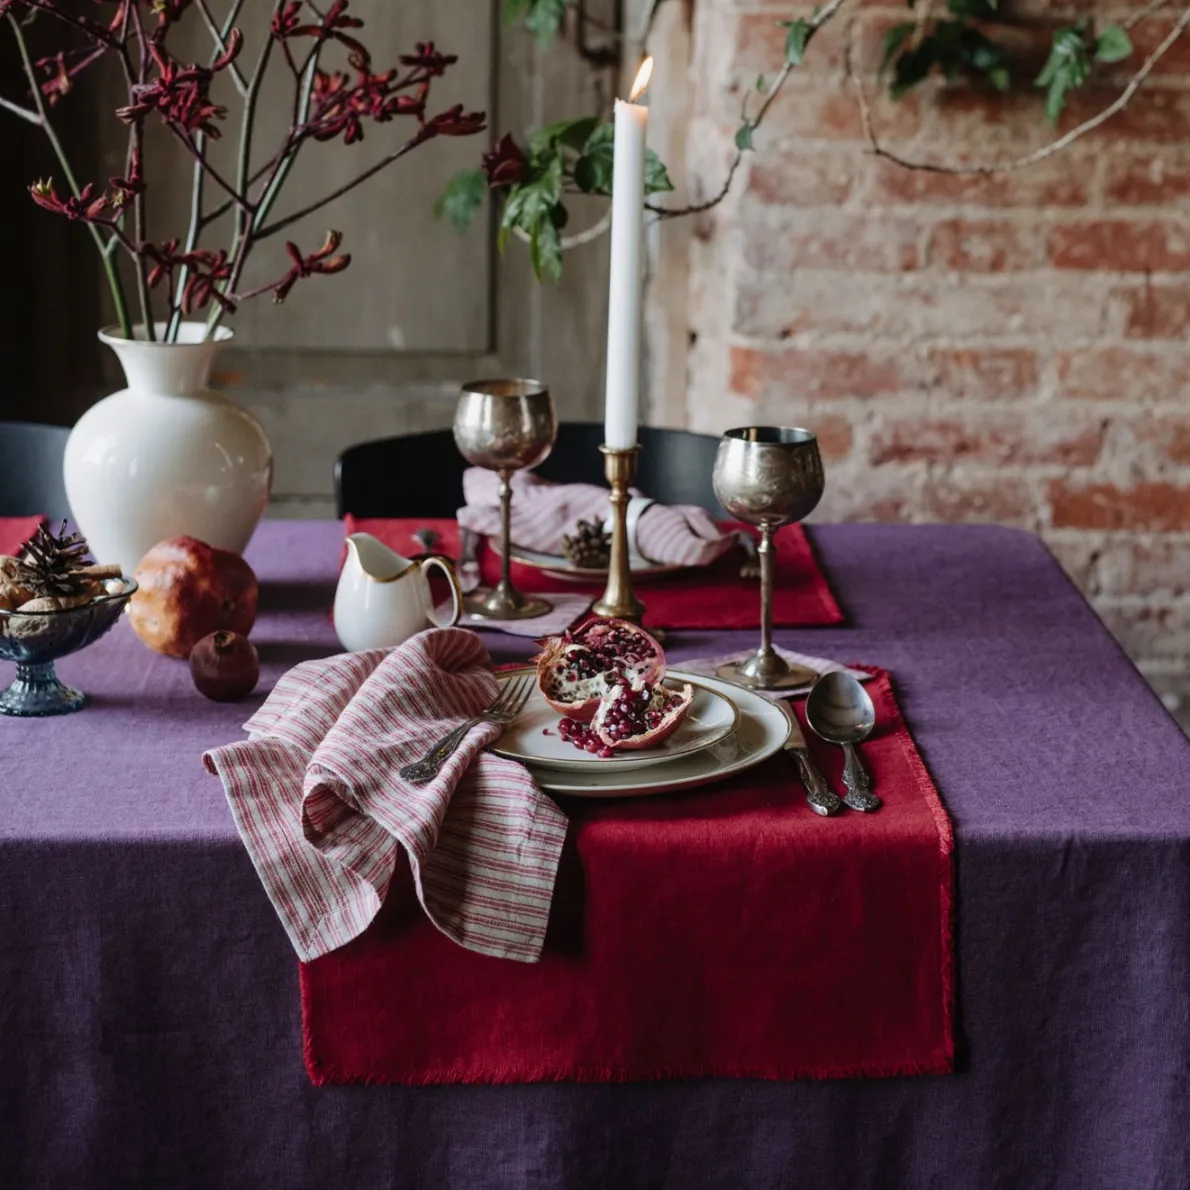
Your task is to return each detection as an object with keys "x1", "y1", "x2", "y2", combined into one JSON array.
[{"x1": 0, "y1": 580, "x2": 138, "y2": 716}]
